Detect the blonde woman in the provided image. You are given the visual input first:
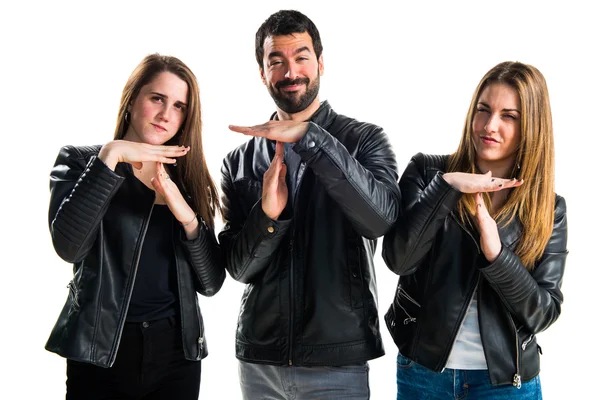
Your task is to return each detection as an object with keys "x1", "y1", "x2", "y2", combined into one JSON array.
[{"x1": 383, "y1": 61, "x2": 567, "y2": 399}]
